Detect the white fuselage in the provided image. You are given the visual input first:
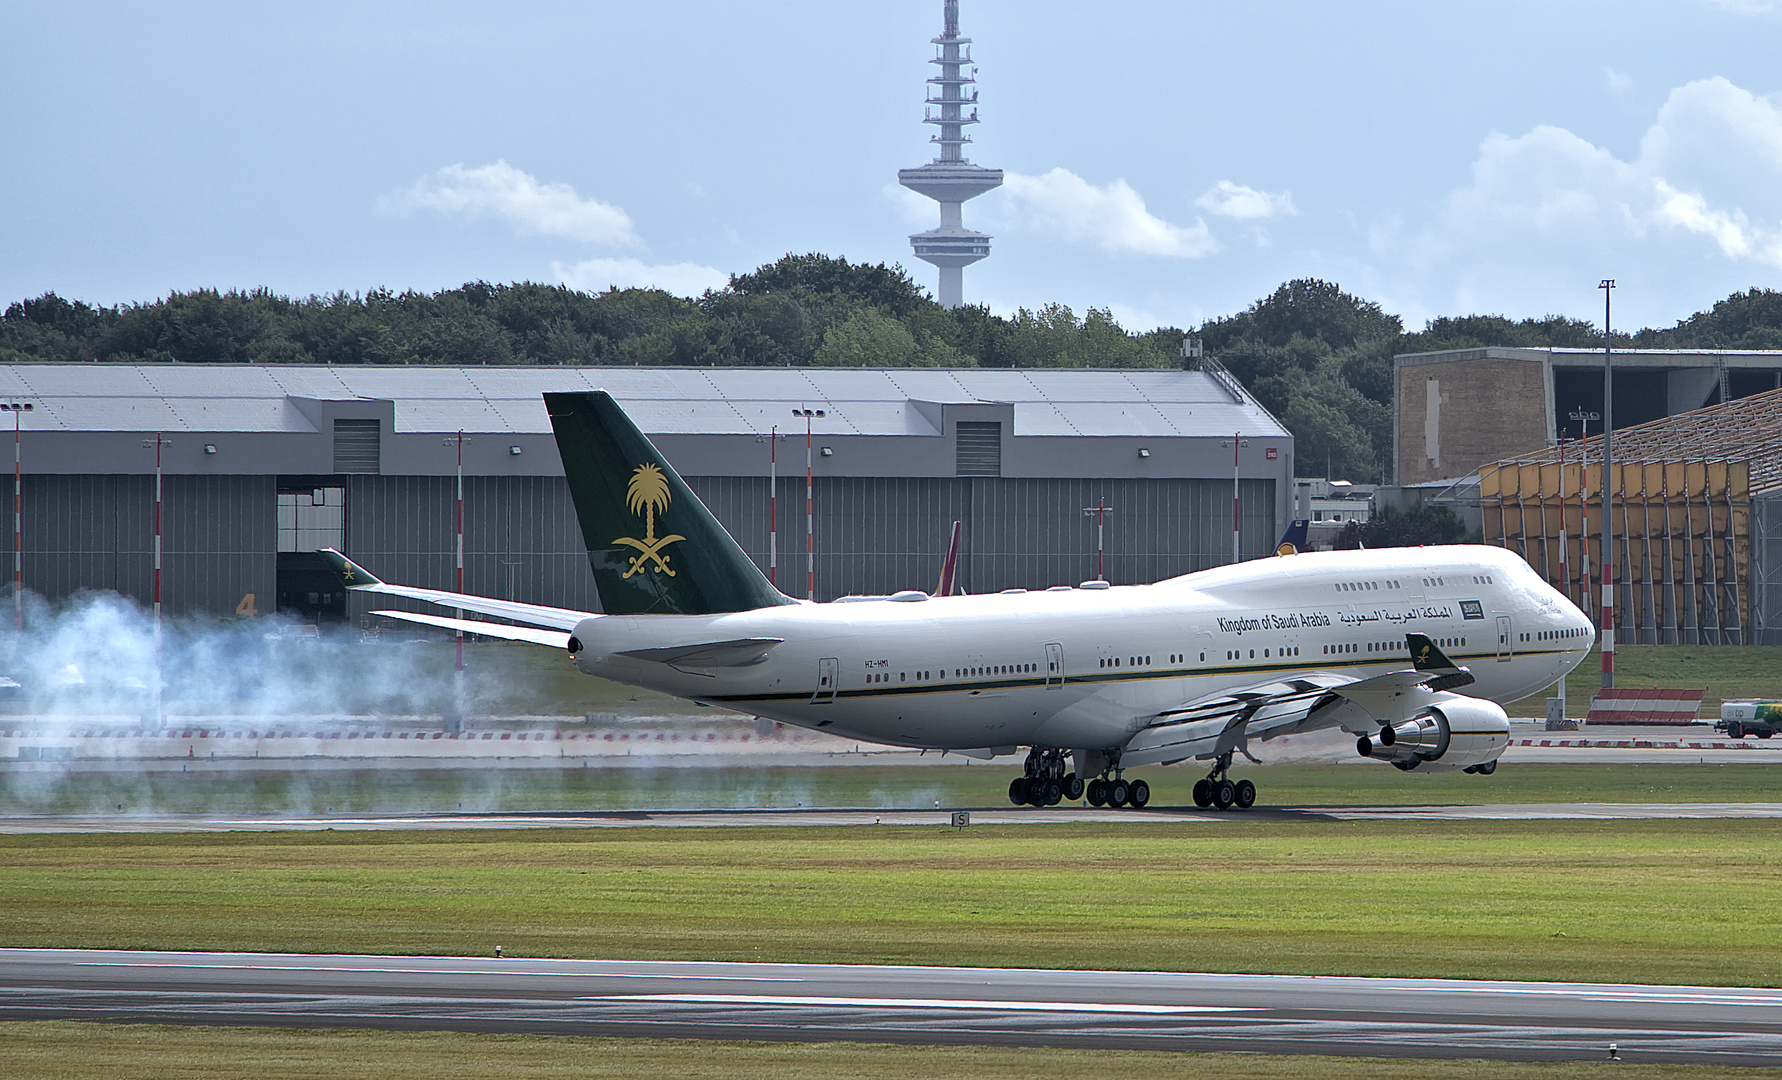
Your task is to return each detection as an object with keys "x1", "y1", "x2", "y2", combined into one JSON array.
[{"x1": 571, "y1": 545, "x2": 1593, "y2": 755}]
